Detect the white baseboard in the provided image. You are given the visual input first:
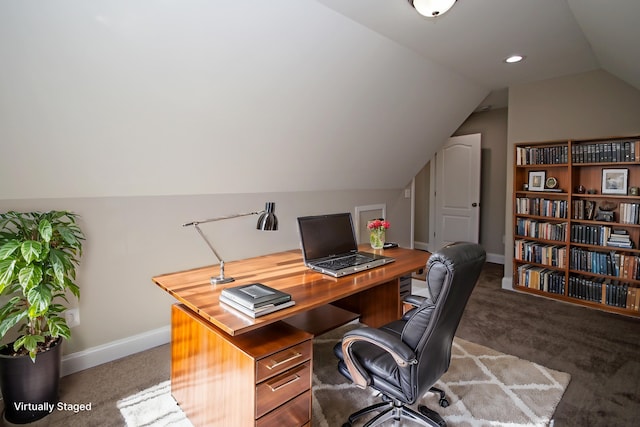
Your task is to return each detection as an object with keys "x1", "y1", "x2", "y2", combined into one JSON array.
[
  {"x1": 414, "y1": 241, "x2": 429, "y2": 251},
  {"x1": 61, "y1": 326, "x2": 171, "y2": 377},
  {"x1": 486, "y1": 252, "x2": 505, "y2": 265},
  {"x1": 502, "y1": 276, "x2": 513, "y2": 290}
]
